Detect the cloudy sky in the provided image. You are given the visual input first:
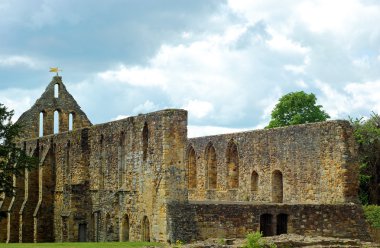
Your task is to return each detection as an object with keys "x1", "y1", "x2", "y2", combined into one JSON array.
[{"x1": 1, "y1": 0, "x2": 380, "y2": 137}]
